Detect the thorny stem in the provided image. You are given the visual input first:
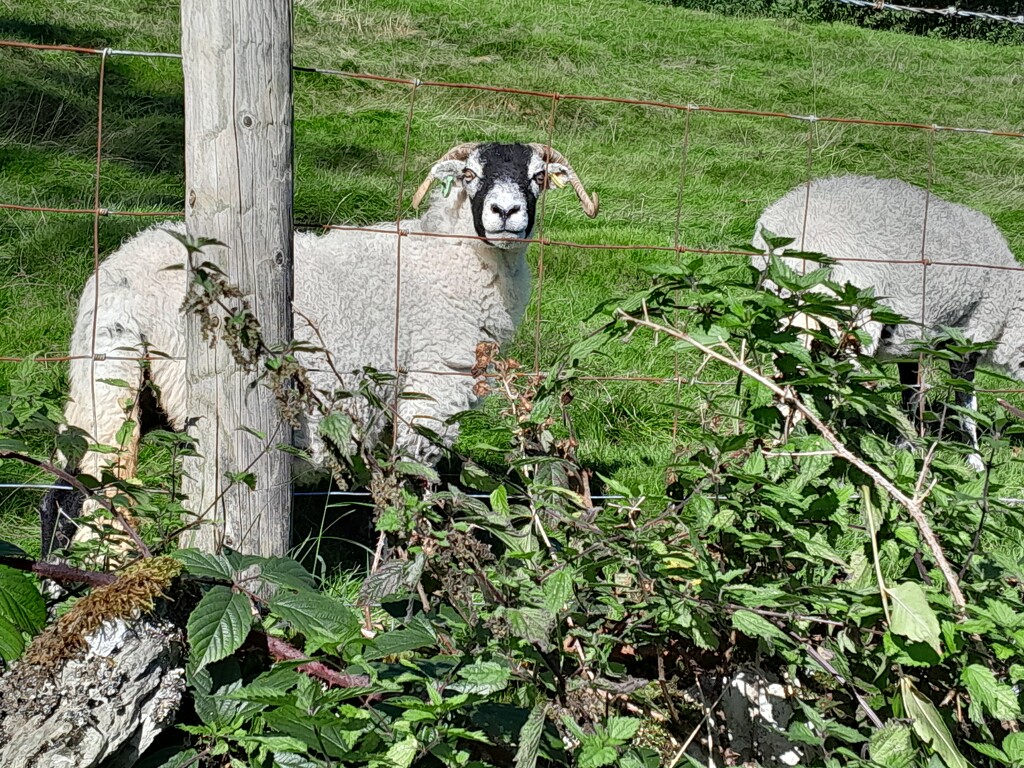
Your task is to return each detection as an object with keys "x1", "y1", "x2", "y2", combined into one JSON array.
[
  {"x1": 666, "y1": 689, "x2": 727, "y2": 768},
  {"x1": 0, "y1": 449, "x2": 152, "y2": 558},
  {"x1": 292, "y1": 307, "x2": 342, "y2": 407},
  {"x1": 0, "y1": 556, "x2": 116, "y2": 587},
  {"x1": 256, "y1": 632, "x2": 372, "y2": 689},
  {"x1": 960, "y1": 447, "x2": 995, "y2": 579},
  {"x1": 798, "y1": 633, "x2": 884, "y2": 729},
  {"x1": 615, "y1": 309, "x2": 969, "y2": 616},
  {"x1": 495, "y1": 368, "x2": 560, "y2": 562}
]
